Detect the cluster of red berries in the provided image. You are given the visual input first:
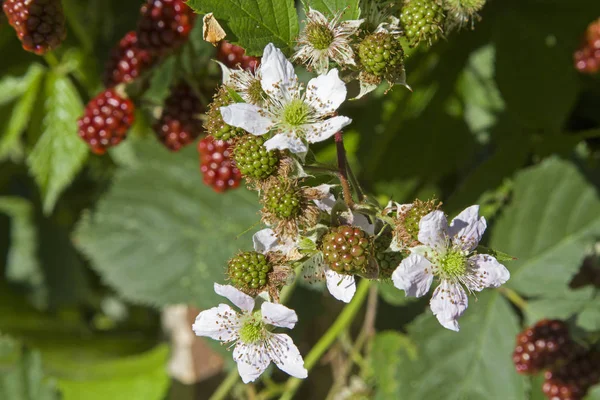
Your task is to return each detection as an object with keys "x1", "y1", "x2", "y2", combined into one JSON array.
[
  {"x1": 2, "y1": 0, "x2": 67, "y2": 55},
  {"x1": 217, "y1": 40, "x2": 261, "y2": 71},
  {"x1": 513, "y1": 319, "x2": 600, "y2": 399},
  {"x1": 574, "y1": 18, "x2": 600, "y2": 74},
  {"x1": 197, "y1": 136, "x2": 242, "y2": 193},
  {"x1": 78, "y1": 0, "x2": 198, "y2": 155}
]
